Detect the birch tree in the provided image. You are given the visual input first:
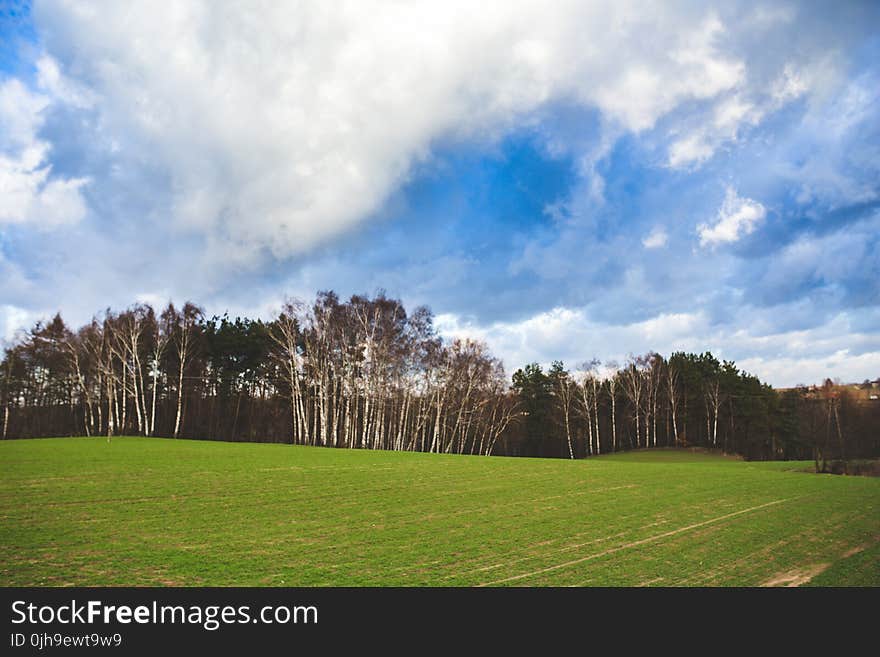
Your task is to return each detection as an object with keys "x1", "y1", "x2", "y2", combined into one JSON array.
[
  {"x1": 606, "y1": 360, "x2": 619, "y2": 452},
  {"x1": 171, "y1": 302, "x2": 202, "y2": 438},
  {"x1": 622, "y1": 355, "x2": 649, "y2": 448},
  {"x1": 700, "y1": 353, "x2": 722, "y2": 446},
  {"x1": 549, "y1": 361, "x2": 576, "y2": 459},
  {"x1": 666, "y1": 354, "x2": 682, "y2": 446},
  {"x1": 576, "y1": 359, "x2": 602, "y2": 456}
]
